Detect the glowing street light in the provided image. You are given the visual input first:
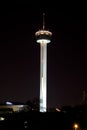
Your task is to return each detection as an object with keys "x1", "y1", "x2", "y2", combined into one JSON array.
[{"x1": 73, "y1": 123, "x2": 79, "y2": 130}]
